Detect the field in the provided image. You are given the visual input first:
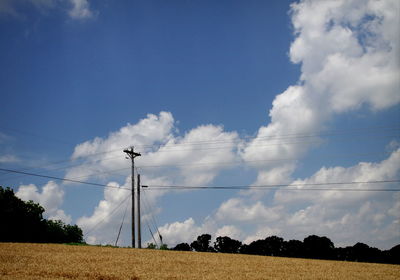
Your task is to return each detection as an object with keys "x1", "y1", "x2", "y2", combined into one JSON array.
[{"x1": 0, "y1": 243, "x2": 399, "y2": 279}]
